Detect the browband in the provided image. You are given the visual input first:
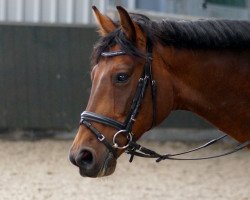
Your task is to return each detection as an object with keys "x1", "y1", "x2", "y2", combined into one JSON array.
[{"x1": 101, "y1": 51, "x2": 126, "y2": 57}]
